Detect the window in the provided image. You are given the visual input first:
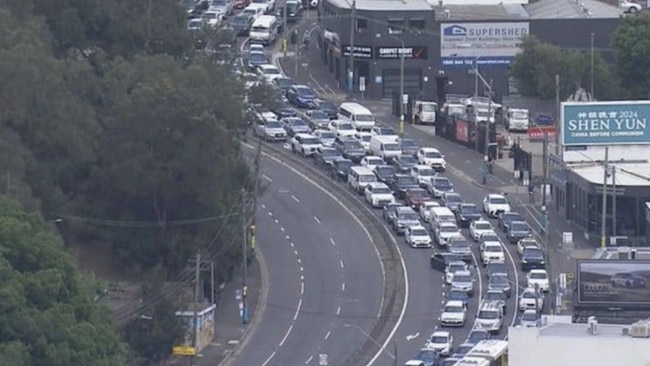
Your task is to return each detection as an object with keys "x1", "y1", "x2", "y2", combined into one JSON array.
[
  {"x1": 388, "y1": 19, "x2": 404, "y2": 34},
  {"x1": 409, "y1": 18, "x2": 425, "y2": 30},
  {"x1": 356, "y1": 18, "x2": 368, "y2": 33}
]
